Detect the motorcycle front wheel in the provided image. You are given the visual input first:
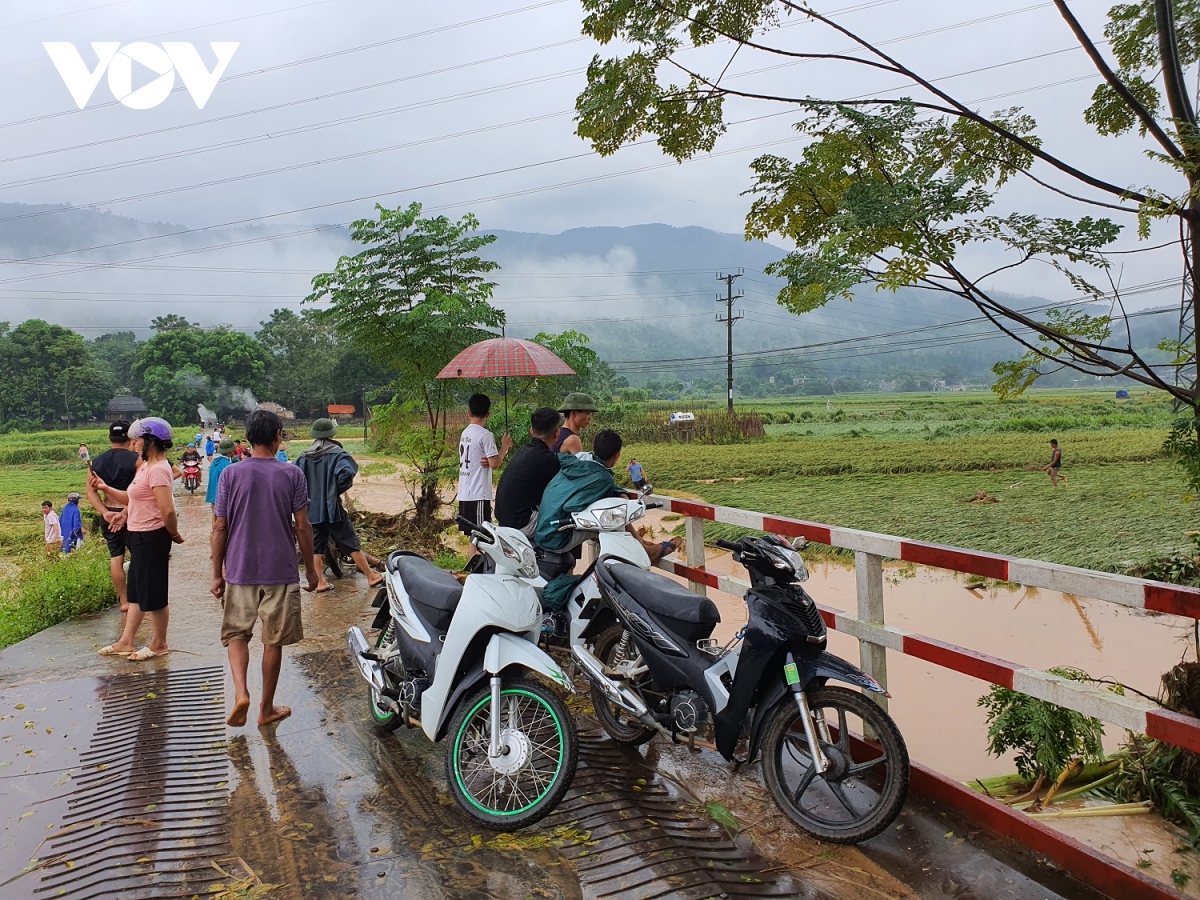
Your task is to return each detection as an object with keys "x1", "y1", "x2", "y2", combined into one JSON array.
[
  {"x1": 761, "y1": 686, "x2": 909, "y2": 844},
  {"x1": 447, "y1": 677, "x2": 578, "y2": 830},
  {"x1": 589, "y1": 627, "x2": 655, "y2": 746}
]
